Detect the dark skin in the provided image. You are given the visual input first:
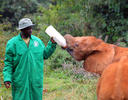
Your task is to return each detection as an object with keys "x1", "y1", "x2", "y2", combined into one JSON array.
[
  {"x1": 20, "y1": 26, "x2": 56, "y2": 43},
  {"x1": 4, "y1": 26, "x2": 56, "y2": 89},
  {"x1": 21, "y1": 26, "x2": 32, "y2": 38},
  {"x1": 4, "y1": 81, "x2": 11, "y2": 89}
]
